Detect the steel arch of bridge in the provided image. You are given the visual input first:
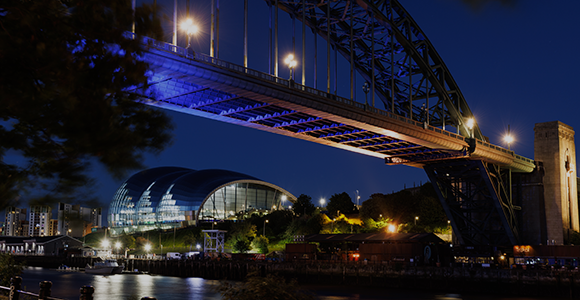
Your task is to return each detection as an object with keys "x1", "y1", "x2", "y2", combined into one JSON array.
[{"x1": 272, "y1": 0, "x2": 482, "y2": 140}]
